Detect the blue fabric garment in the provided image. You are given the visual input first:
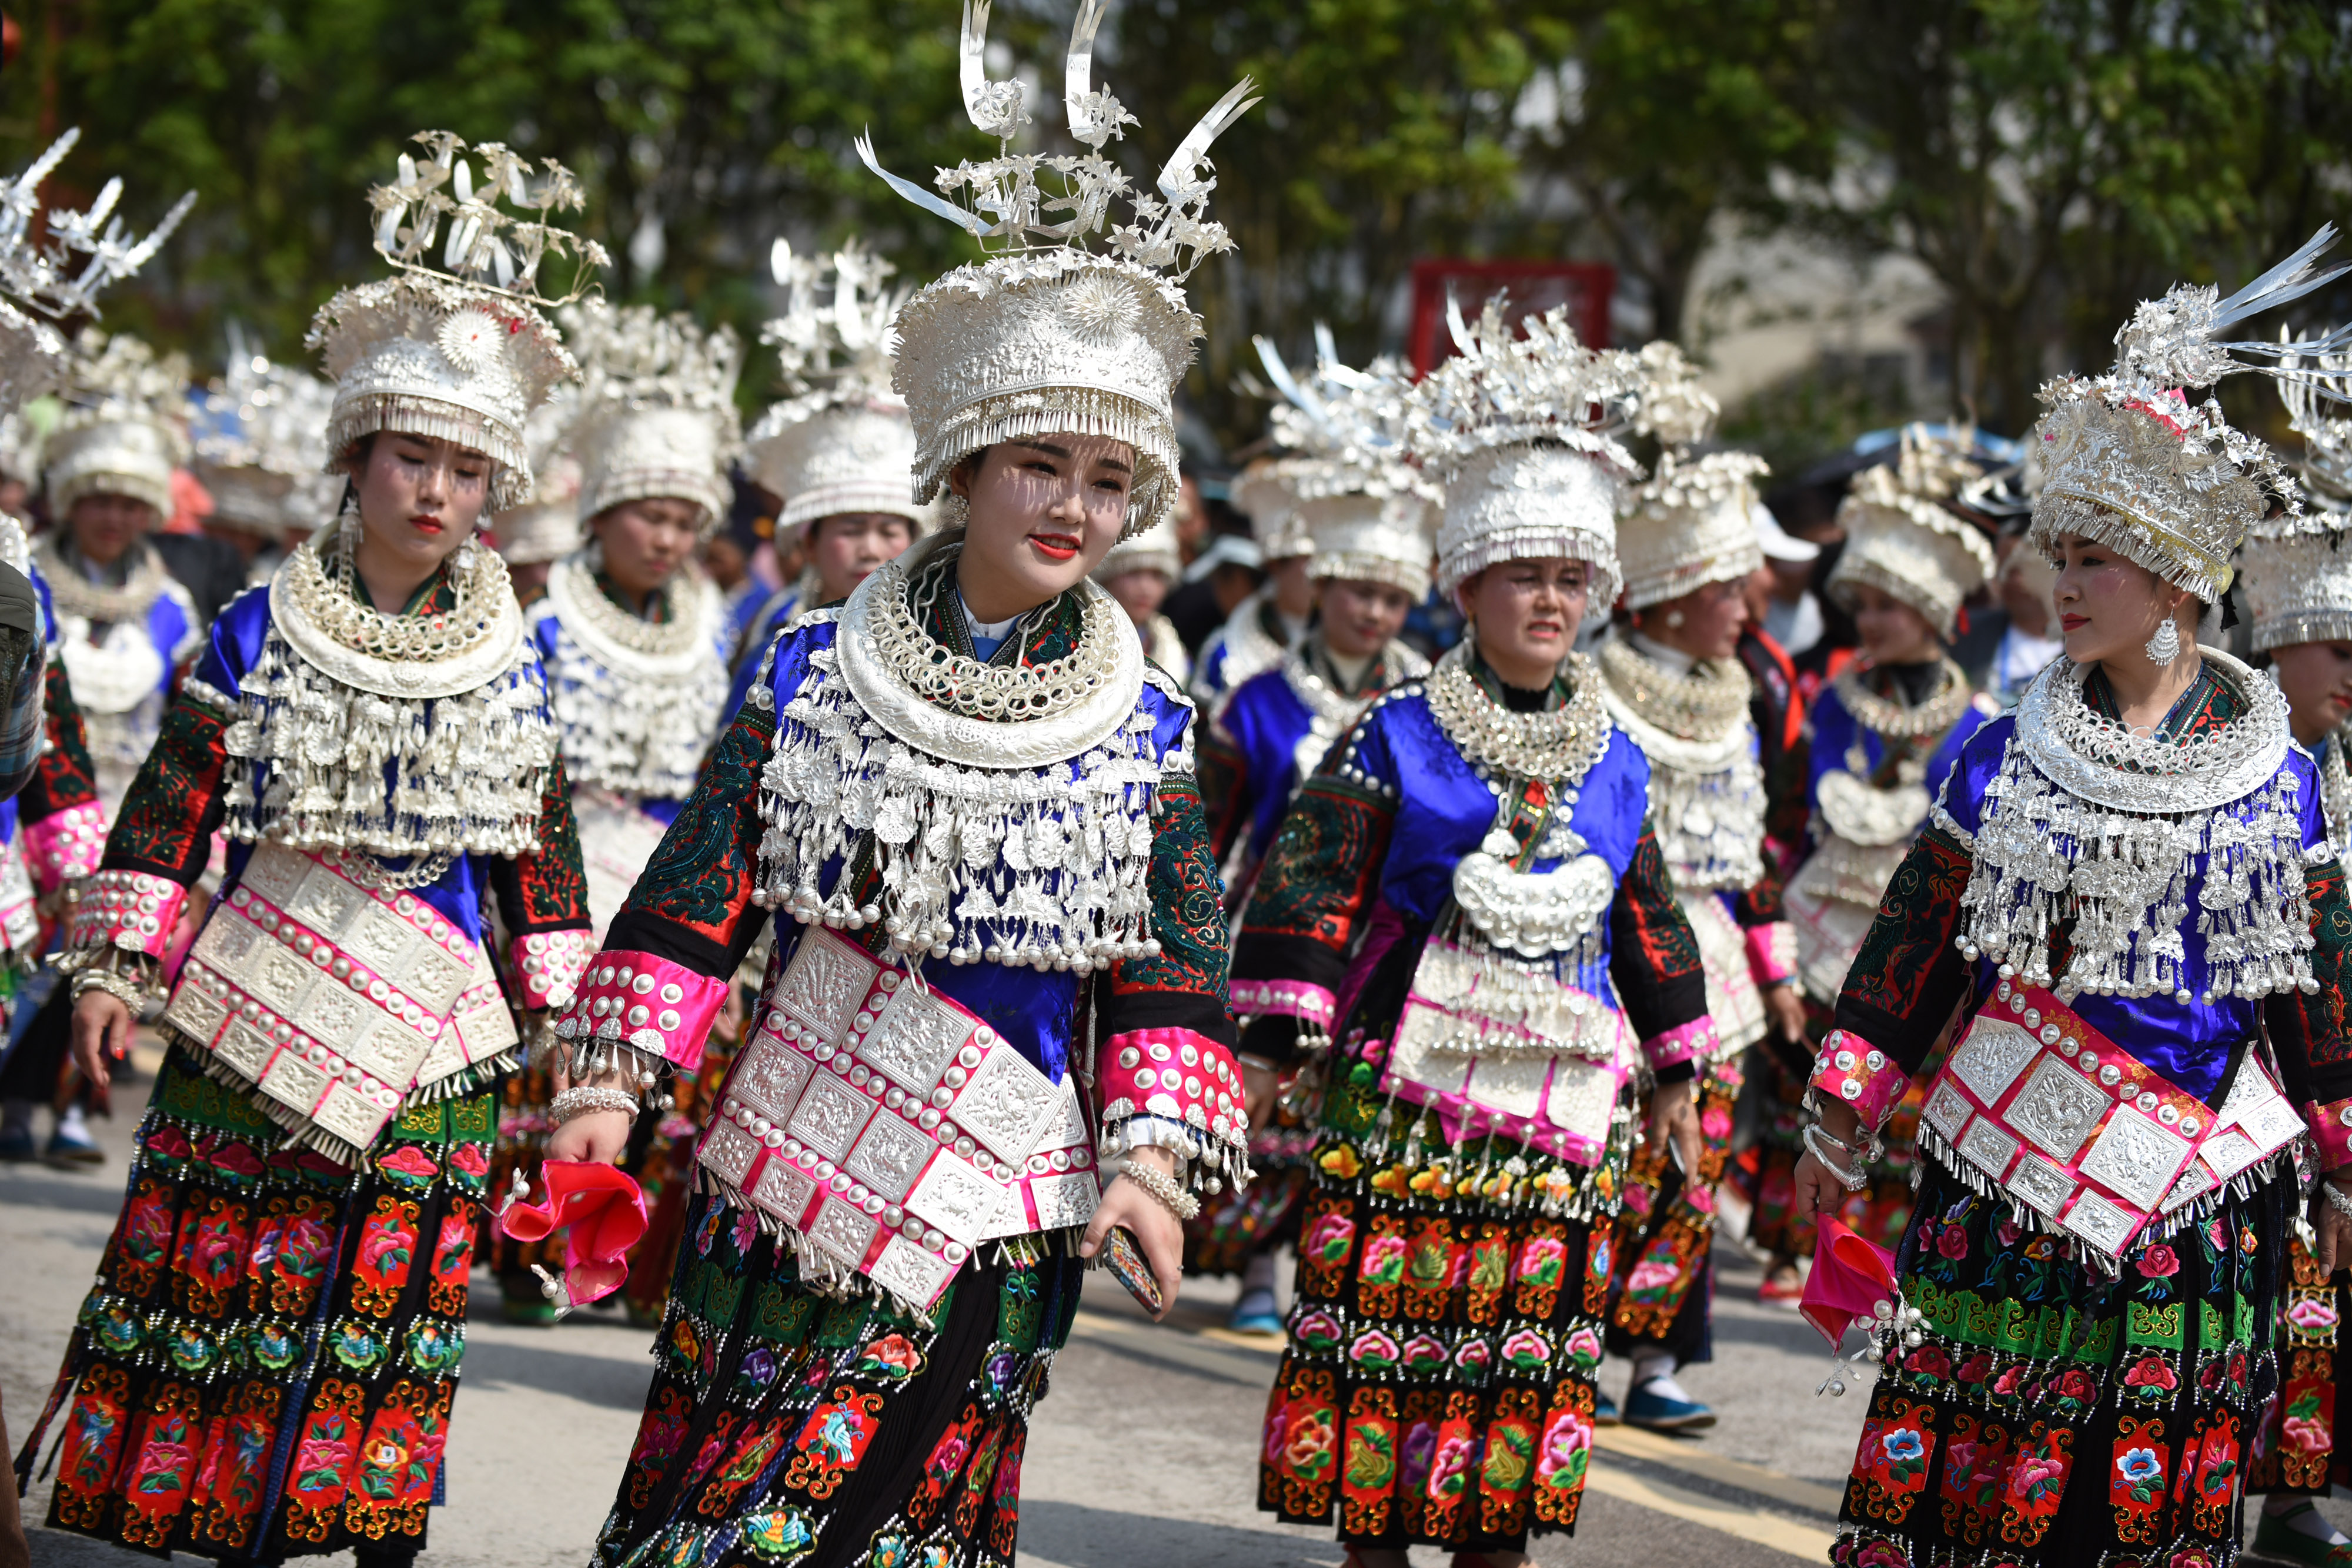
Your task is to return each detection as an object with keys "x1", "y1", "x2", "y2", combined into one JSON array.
[
  {"x1": 1192, "y1": 632, "x2": 1234, "y2": 703},
  {"x1": 1215, "y1": 662, "x2": 1322, "y2": 865},
  {"x1": 1342, "y1": 686, "x2": 1653, "y2": 1008},
  {"x1": 1805, "y1": 678, "x2": 1989, "y2": 806},
  {"x1": 757, "y1": 613, "x2": 1196, "y2": 1084},
  {"x1": 197, "y1": 584, "x2": 550, "y2": 945},
  {"x1": 1935, "y1": 711, "x2": 2326, "y2": 1102},
  {"x1": 722, "y1": 585, "x2": 801, "y2": 725}
]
